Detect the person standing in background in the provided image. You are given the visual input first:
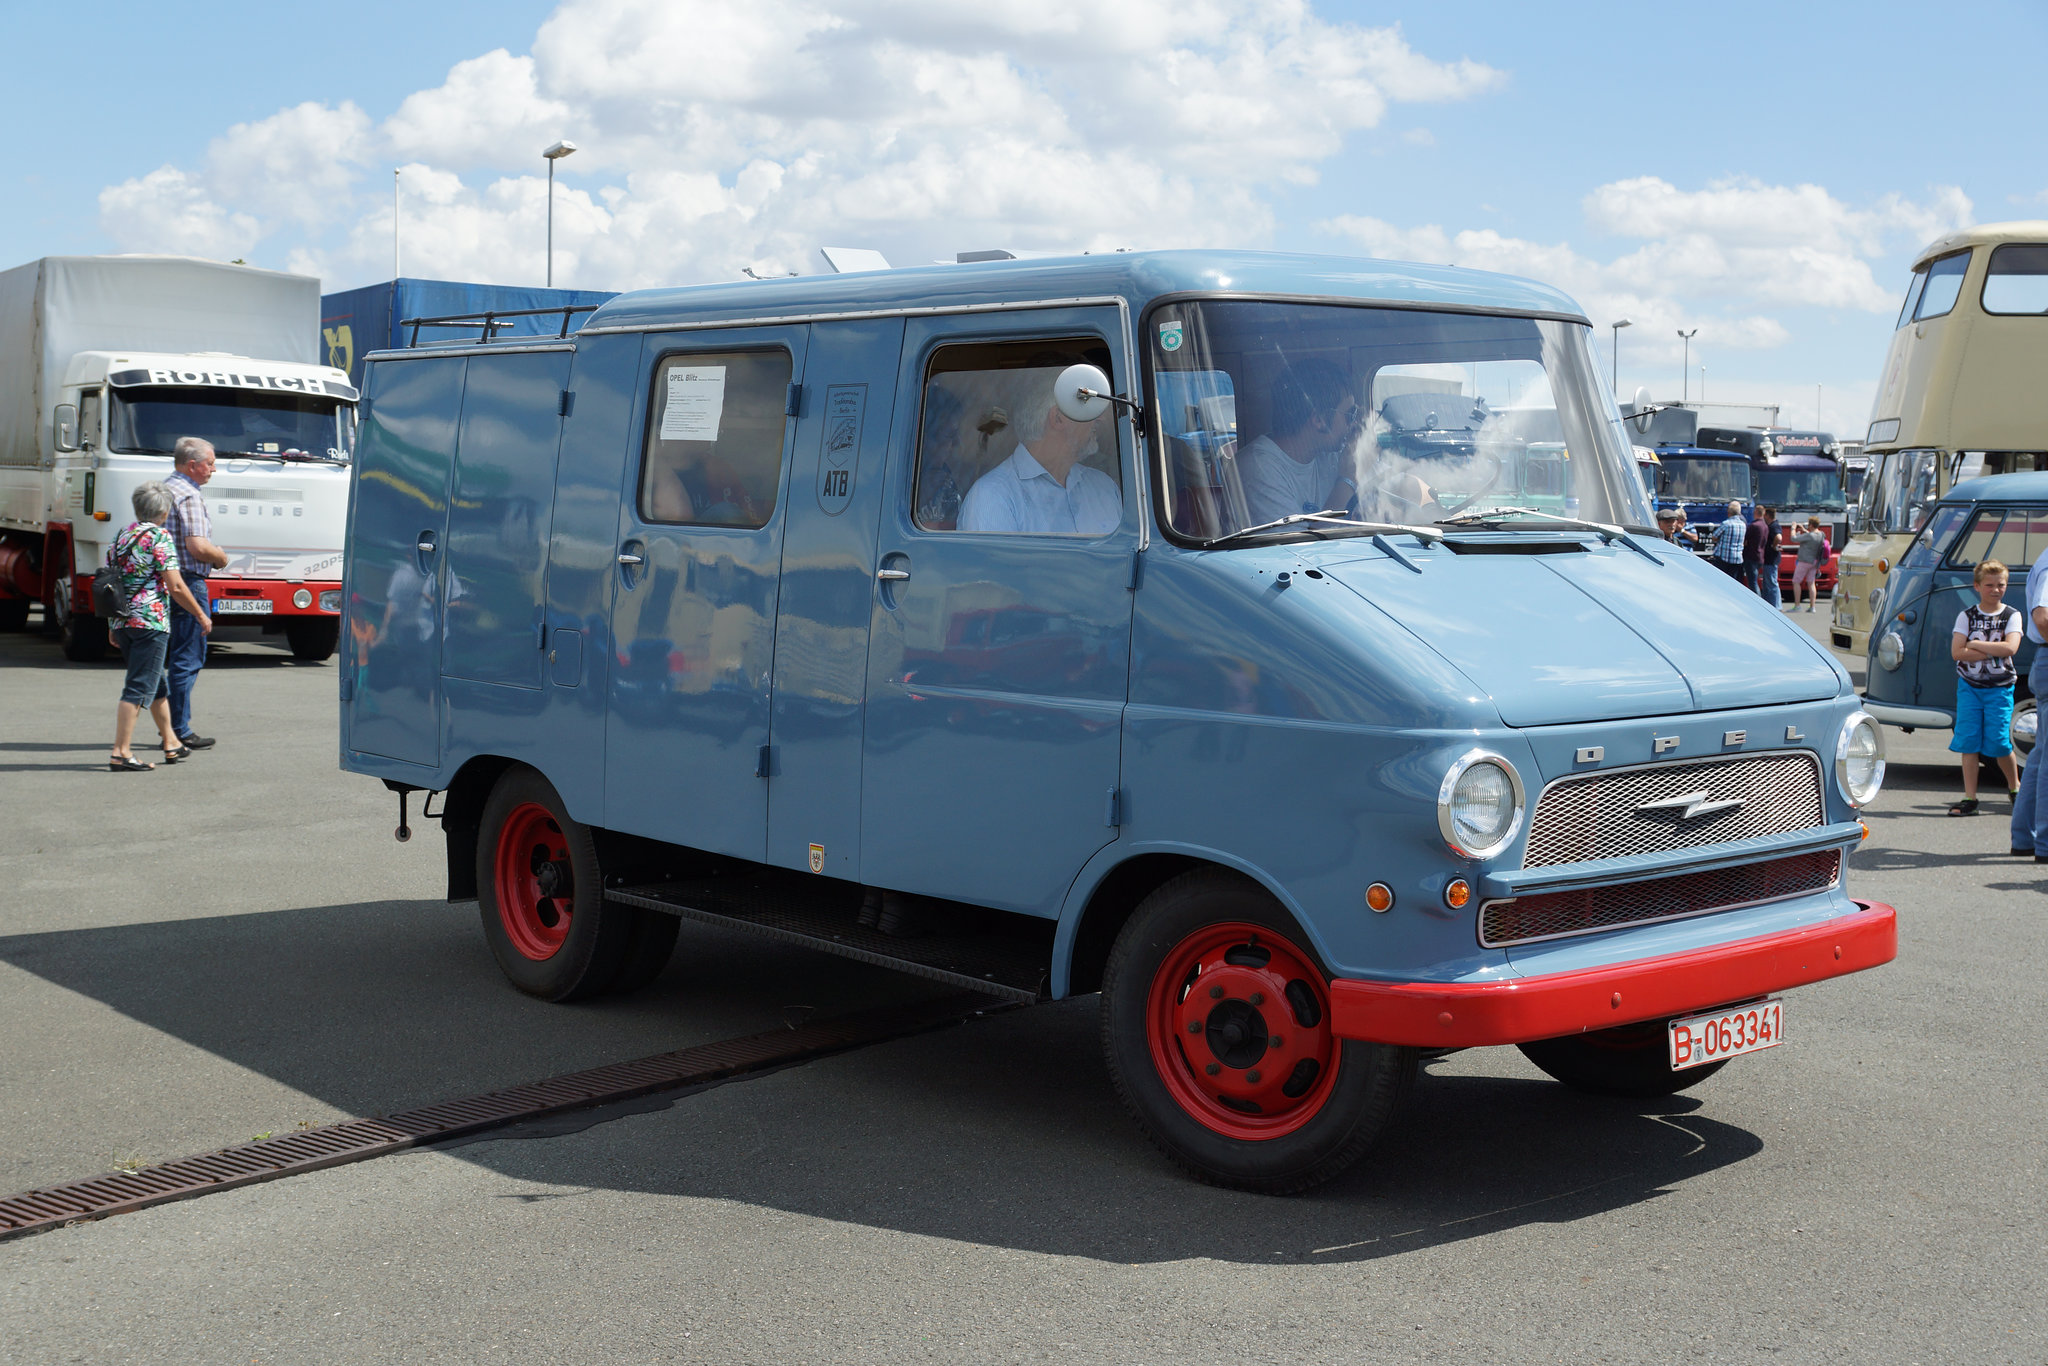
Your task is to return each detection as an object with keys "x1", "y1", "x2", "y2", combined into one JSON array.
[
  {"x1": 163, "y1": 437, "x2": 227, "y2": 750},
  {"x1": 1790, "y1": 517, "x2": 1829, "y2": 613},
  {"x1": 1946, "y1": 559, "x2": 2022, "y2": 817},
  {"x1": 107, "y1": 481, "x2": 211, "y2": 771},
  {"x1": 1755, "y1": 506, "x2": 1783, "y2": 607},
  {"x1": 1710, "y1": 501, "x2": 1748, "y2": 583}
]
